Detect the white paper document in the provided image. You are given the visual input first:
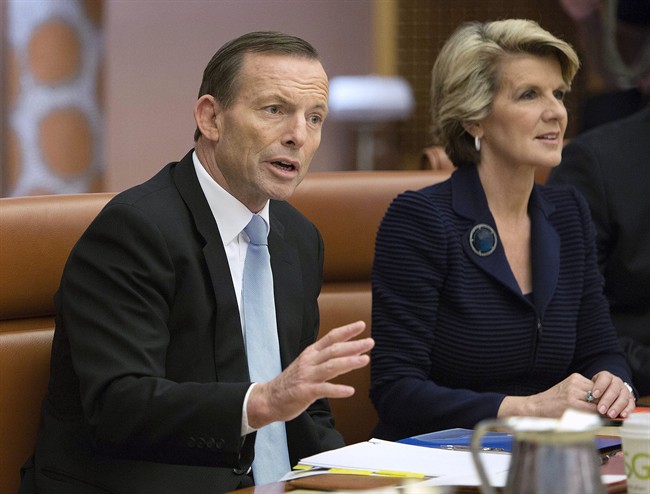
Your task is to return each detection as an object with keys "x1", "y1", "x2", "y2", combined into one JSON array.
[{"x1": 296, "y1": 438, "x2": 511, "y2": 486}]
